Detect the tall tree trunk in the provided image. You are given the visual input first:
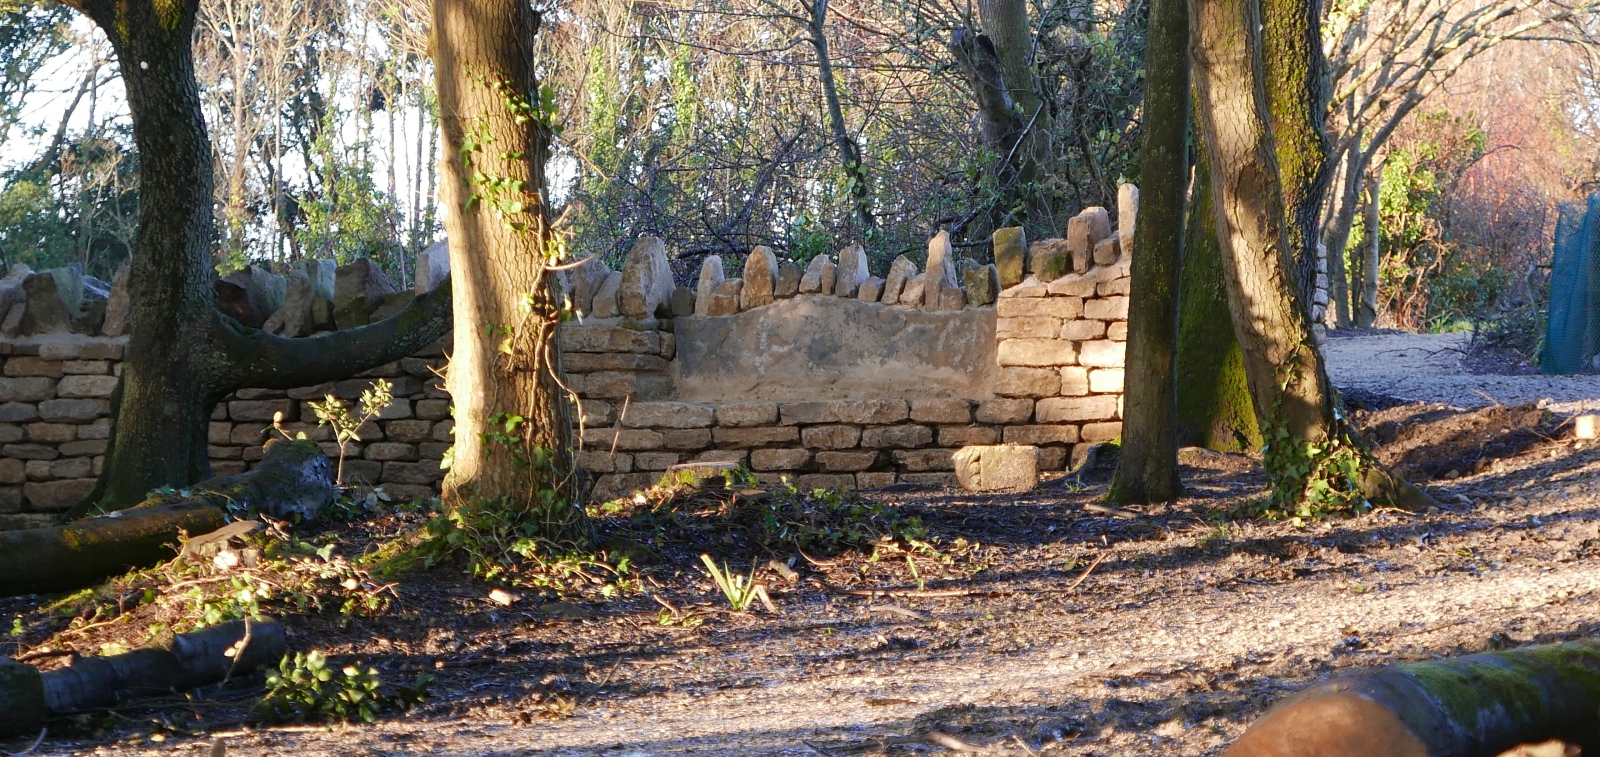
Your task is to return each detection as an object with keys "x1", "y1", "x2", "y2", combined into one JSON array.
[
  {"x1": 1109, "y1": 0, "x2": 1188, "y2": 504},
  {"x1": 1174, "y1": 148, "x2": 1261, "y2": 452},
  {"x1": 806, "y1": 0, "x2": 873, "y2": 232},
  {"x1": 59, "y1": 0, "x2": 453, "y2": 517},
  {"x1": 1260, "y1": 0, "x2": 1331, "y2": 295},
  {"x1": 433, "y1": 0, "x2": 589, "y2": 547},
  {"x1": 1358, "y1": 171, "x2": 1381, "y2": 327},
  {"x1": 1188, "y1": 0, "x2": 1428, "y2": 511},
  {"x1": 1324, "y1": 140, "x2": 1362, "y2": 327}
]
